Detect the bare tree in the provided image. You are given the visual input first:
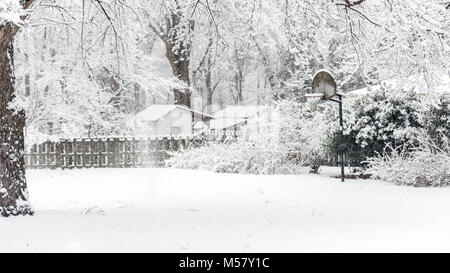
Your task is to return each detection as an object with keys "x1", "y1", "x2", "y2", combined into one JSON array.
[{"x1": 192, "y1": 34, "x2": 221, "y2": 113}]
